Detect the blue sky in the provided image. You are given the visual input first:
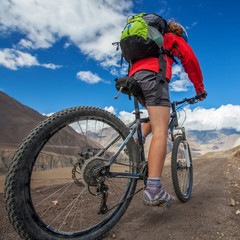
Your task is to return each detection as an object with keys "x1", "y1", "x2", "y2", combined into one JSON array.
[{"x1": 0, "y1": 0, "x2": 240, "y2": 131}]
